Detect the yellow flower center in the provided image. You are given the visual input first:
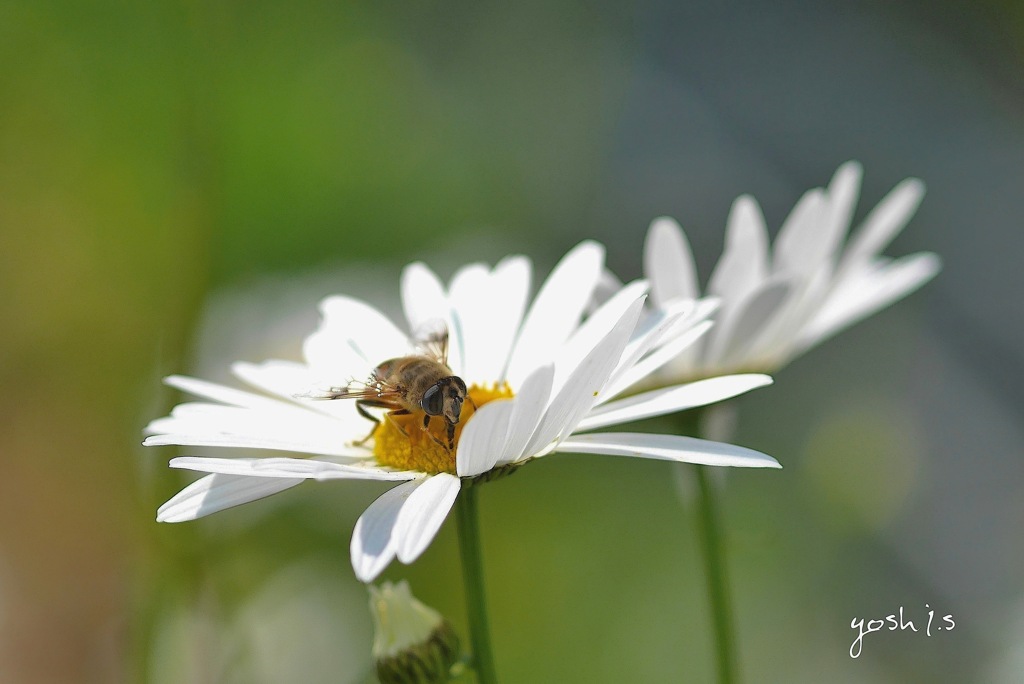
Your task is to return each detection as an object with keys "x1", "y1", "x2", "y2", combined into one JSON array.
[{"x1": 372, "y1": 384, "x2": 514, "y2": 475}]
